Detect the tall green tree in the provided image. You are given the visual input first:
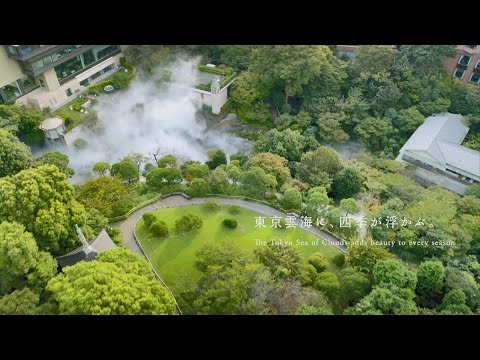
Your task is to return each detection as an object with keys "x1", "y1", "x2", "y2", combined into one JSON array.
[
  {"x1": 254, "y1": 129, "x2": 307, "y2": 164},
  {"x1": 353, "y1": 45, "x2": 394, "y2": 76},
  {"x1": 146, "y1": 167, "x2": 182, "y2": 190},
  {"x1": 0, "y1": 221, "x2": 57, "y2": 295},
  {"x1": 347, "y1": 242, "x2": 394, "y2": 274},
  {"x1": 207, "y1": 168, "x2": 229, "y2": 194},
  {"x1": 0, "y1": 129, "x2": 33, "y2": 178},
  {"x1": 373, "y1": 259, "x2": 417, "y2": 291},
  {"x1": 33, "y1": 151, "x2": 74, "y2": 177},
  {"x1": 352, "y1": 285, "x2": 418, "y2": 315},
  {"x1": 296, "y1": 146, "x2": 342, "y2": 188},
  {"x1": 282, "y1": 188, "x2": 302, "y2": 210},
  {"x1": 396, "y1": 45, "x2": 456, "y2": 76},
  {"x1": 0, "y1": 165, "x2": 87, "y2": 255},
  {"x1": 245, "y1": 152, "x2": 291, "y2": 187},
  {"x1": 250, "y1": 45, "x2": 333, "y2": 102},
  {"x1": 76, "y1": 176, "x2": 128, "y2": 218},
  {"x1": 46, "y1": 248, "x2": 176, "y2": 315},
  {"x1": 354, "y1": 117, "x2": 392, "y2": 152},
  {"x1": 254, "y1": 241, "x2": 304, "y2": 280},
  {"x1": 338, "y1": 267, "x2": 371, "y2": 307},
  {"x1": 332, "y1": 166, "x2": 366, "y2": 199},
  {"x1": 315, "y1": 112, "x2": 350, "y2": 143},
  {"x1": 206, "y1": 149, "x2": 227, "y2": 170},
  {"x1": 0, "y1": 288, "x2": 39, "y2": 315},
  {"x1": 110, "y1": 160, "x2": 139, "y2": 183}
]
